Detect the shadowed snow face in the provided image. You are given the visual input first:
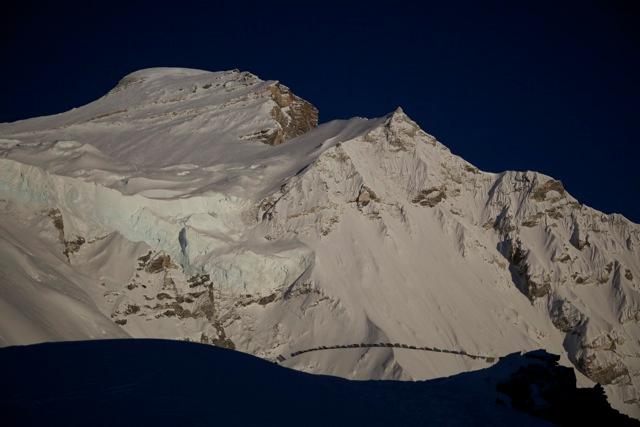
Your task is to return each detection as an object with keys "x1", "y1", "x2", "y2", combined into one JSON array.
[{"x1": 2, "y1": 340, "x2": 635, "y2": 426}]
